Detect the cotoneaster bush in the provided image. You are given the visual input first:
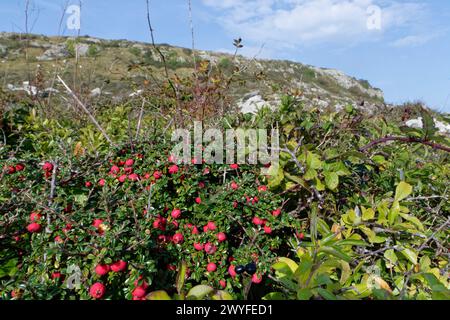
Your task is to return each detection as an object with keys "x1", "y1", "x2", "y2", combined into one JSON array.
[{"x1": 0, "y1": 139, "x2": 294, "y2": 300}]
